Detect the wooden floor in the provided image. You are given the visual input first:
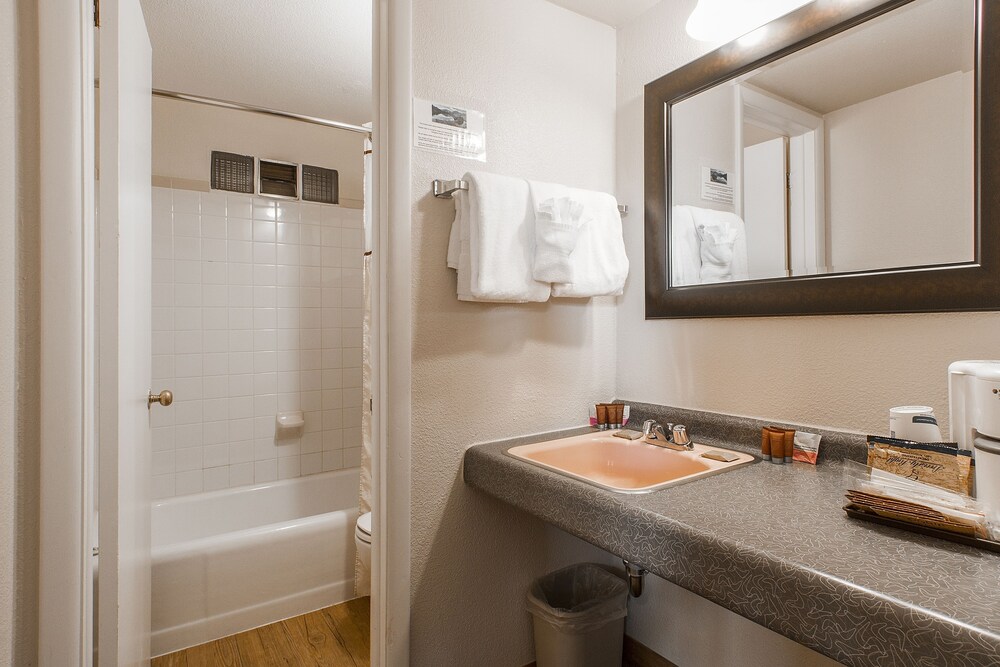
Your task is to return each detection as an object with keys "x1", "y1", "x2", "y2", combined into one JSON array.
[{"x1": 152, "y1": 596, "x2": 370, "y2": 667}]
